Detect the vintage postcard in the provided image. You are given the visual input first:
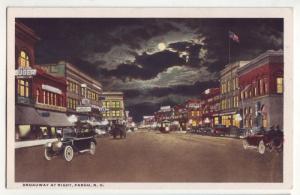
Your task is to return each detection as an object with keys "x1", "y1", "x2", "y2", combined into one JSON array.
[{"x1": 6, "y1": 7, "x2": 293, "y2": 191}]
